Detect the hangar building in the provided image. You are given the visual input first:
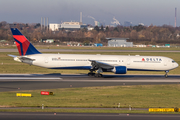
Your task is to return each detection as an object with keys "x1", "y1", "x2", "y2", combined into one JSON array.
[
  {"x1": 49, "y1": 22, "x2": 87, "y2": 31},
  {"x1": 107, "y1": 38, "x2": 133, "y2": 47}
]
